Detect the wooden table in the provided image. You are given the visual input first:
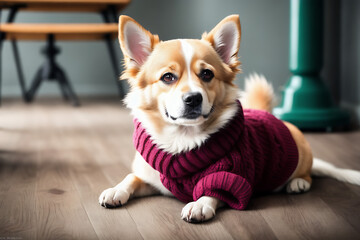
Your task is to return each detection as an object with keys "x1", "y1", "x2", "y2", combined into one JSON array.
[{"x1": 0, "y1": 0, "x2": 131, "y2": 105}]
